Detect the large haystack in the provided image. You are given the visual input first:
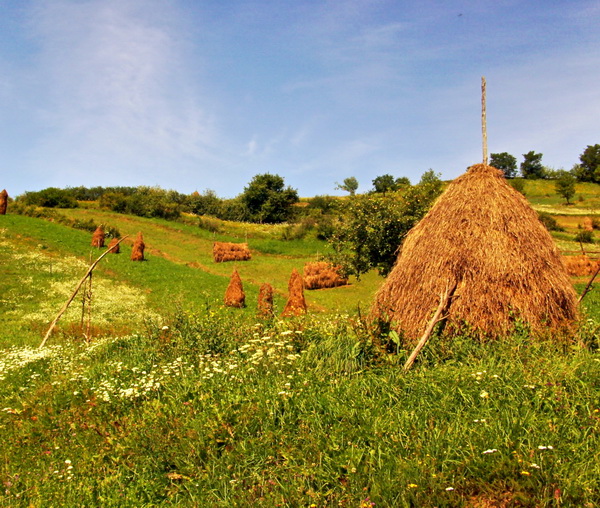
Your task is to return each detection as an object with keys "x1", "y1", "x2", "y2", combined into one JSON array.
[
  {"x1": 91, "y1": 226, "x2": 105, "y2": 248},
  {"x1": 131, "y1": 232, "x2": 145, "y2": 261},
  {"x1": 303, "y1": 261, "x2": 348, "y2": 290},
  {"x1": 224, "y1": 269, "x2": 246, "y2": 308},
  {"x1": 372, "y1": 164, "x2": 578, "y2": 341},
  {"x1": 0, "y1": 189, "x2": 8, "y2": 215},
  {"x1": 213, "y1": 242, "x2": 251, "y2": 263},
  {"x1": 282, "y1": 269, "x2": 307, "y2": 317}
]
